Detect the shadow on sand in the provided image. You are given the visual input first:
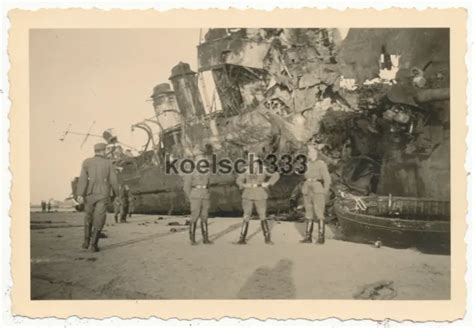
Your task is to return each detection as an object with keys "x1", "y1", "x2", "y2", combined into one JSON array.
[{"x1": 237, "y1": 258, "x2": 296, "y2": 299}]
